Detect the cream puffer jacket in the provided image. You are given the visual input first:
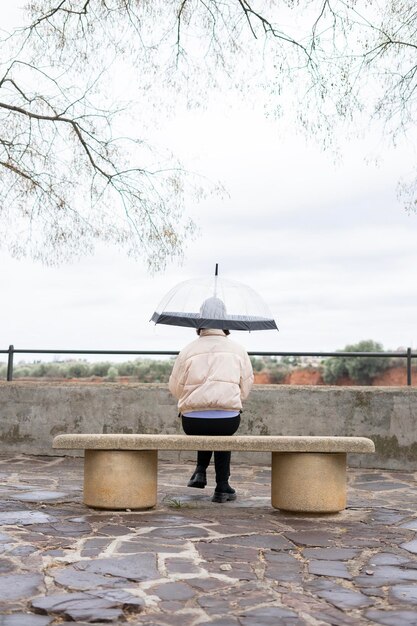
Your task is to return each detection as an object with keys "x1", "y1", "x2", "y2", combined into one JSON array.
[{"x1": 169, "y1": 329, "x2": 254, "y2": 414}]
